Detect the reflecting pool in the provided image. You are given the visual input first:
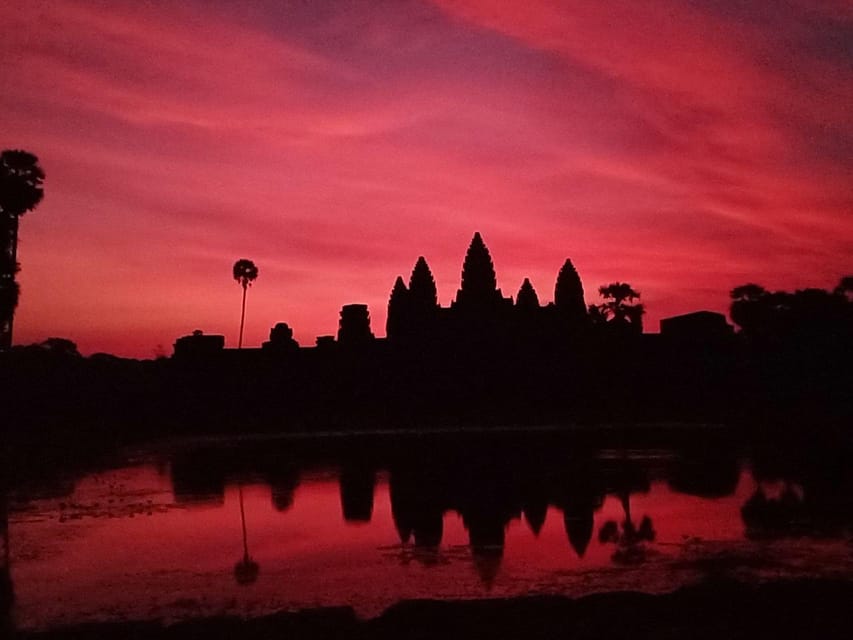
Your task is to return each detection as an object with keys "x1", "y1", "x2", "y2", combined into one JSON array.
[{"x1": 4, "y1": 431, "x2": 852, "y2": 630}]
